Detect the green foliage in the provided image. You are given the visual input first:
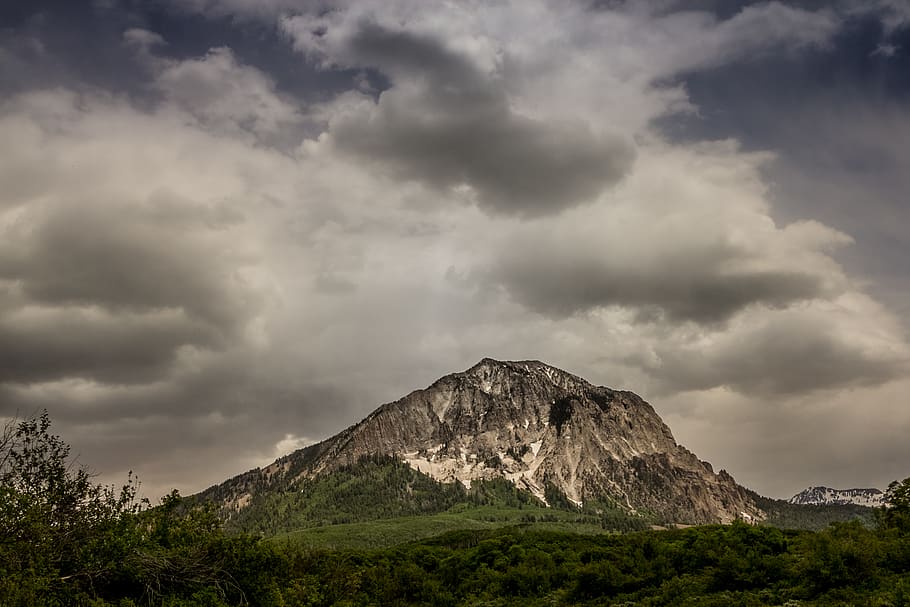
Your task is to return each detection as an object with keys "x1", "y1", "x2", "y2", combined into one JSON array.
[
  {"x1": 222, "y1": 456, "x2": 650, "y2": 540},
  {"x1": 0, "y1": 412, "x2": 145, "y2": 603},
  {"x1": 5, "y1": 412, "x2": 910, "y2": 607},
  {"x1": 464, "y1": 477, "x2": 541, "y2": 509},
  {"x1": 232, "y1": 480, "x2": 910, "y2": 605},
  {"x1": 0, "y1": 412, "x2": 284, "y2": 607},
  {"x1": 266, "y1": 521, "x2": 910, "y2": 606},
  {"x1": 268, "y1": 504, "x2": 635, "y2": 550},
  {"x1": 880, "y1": 477, "x2": 910, "y2": 533},
  {"x1": 221, "y1": 456, "x2": 471, "y2": 534},
  {"x1": 751, "y1": 493, "x2": 876, "y2": 530},
  {"x1": 543, "y1": 481, "x2": 579, "y2": 511}
]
